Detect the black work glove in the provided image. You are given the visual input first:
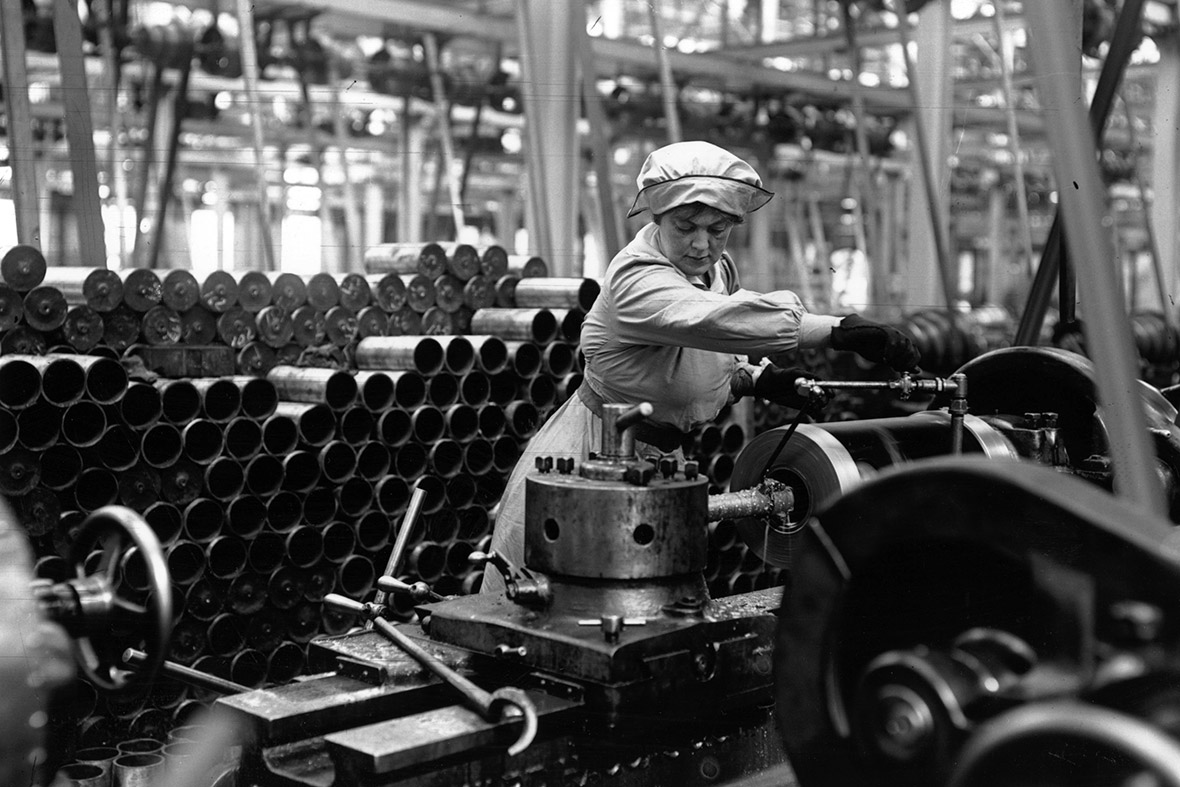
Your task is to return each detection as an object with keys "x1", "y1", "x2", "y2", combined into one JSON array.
[
  {"x1": 754, "y1": 365, "x2": 828, "y2": 410},
  {"x1": 830, "y1": 314, "x2": 921, "y2": 372}
]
